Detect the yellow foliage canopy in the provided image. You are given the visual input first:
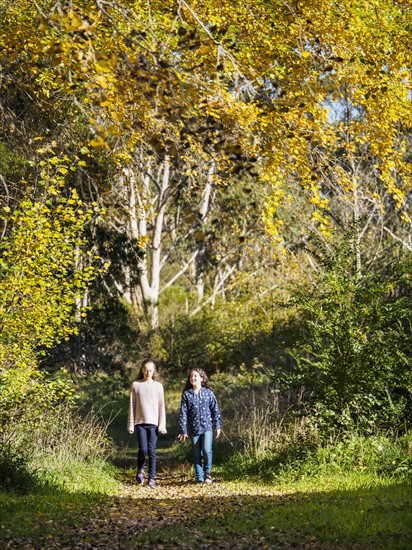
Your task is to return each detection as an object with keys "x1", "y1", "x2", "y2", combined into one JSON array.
[{"x1": 1, "y1": 0, "x2": 411, "y2": 247}]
